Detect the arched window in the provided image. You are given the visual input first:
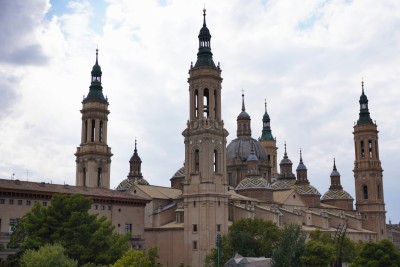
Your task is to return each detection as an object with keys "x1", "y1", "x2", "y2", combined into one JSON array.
[
  {"x1": 84, "y1": 121, "x2": 88, "y2": 142},
  {"x1": 213, "y1": 149, "x2": 218, "y2": 173},
  {"x1": 363, "y1": 185, "x2": 368, "y2": 199},
  {"x1": 83, "y1": 167, "x2": 86, "y2": 187},
  {"x1": 91, "y1": 120, "x2": 96, "y2": 142},
  {"x1": 214, "y1": 90, "x2": 217, "y2": 118},
  {"x1": 99, "y1": 121, "x2": 103, "y2": 143},
  {"x1": 368, "y1": 140, "x2": 373, "y2": 158},
  {"x1": 194, "y1": 149, "x2": 199, "y2": 173},
  {"x1": 361, "y1": 140, "x2": 365, "y2": 159},
  {"x1": 203, "y1": 89, "x2": 209, "y2": 118},
  {"x1": 97, "y1": 168, "x2": 102, "y2": 187},
  {"x1": 195, "y1": 90, "x2": 198, "y2": 118}
]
